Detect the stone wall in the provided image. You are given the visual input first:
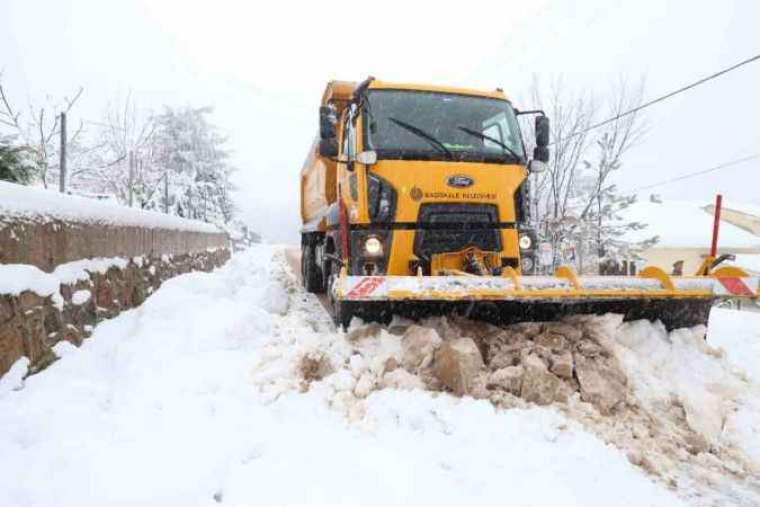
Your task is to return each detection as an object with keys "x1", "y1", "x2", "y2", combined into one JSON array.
[
  {"x1": 0, "y1": 220, "x2": 228, "y2": 271},
  {"x1": 0, "y1": 249, "x2": 230, "y2": 377}
]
